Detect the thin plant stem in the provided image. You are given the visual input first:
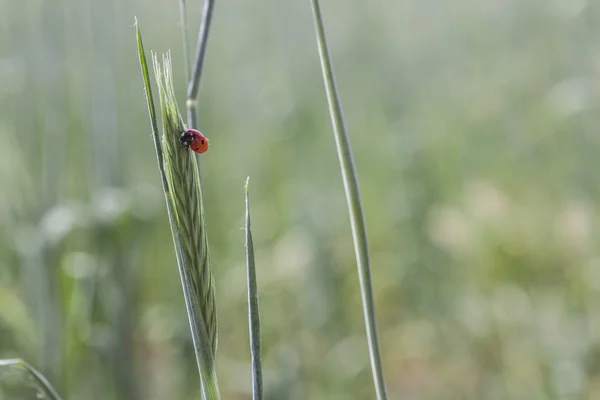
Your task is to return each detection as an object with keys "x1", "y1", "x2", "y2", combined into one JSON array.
[
  {"x1": 0, "y1": 358, "x2": 63, "y2": 400},
  {"x1": 186, "y1": 0, "x2": 215, "y2": 128},
  {"x1": 178, "y1": 0, "x2": 191, "y2": 81},
  {"x1": 307, "y1": 1, "x2": 388, "y2": 399},
  {"x1": 244, "y1": 178, "x2": 263, "y2": 400}
]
